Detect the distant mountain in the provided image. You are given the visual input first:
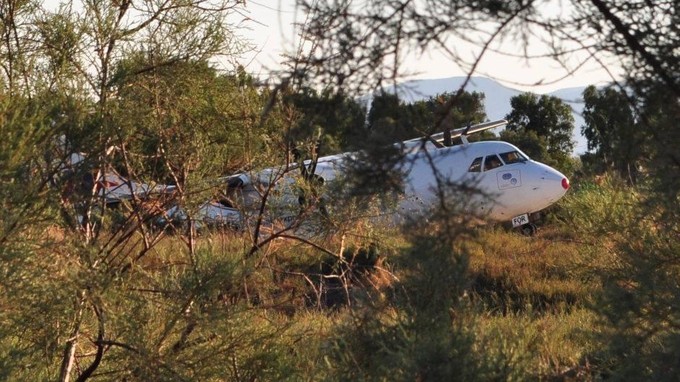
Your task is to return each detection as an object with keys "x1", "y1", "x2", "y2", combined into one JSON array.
[{"x1": 388, "y1": 76, "x2": 590, "y2": 154}]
